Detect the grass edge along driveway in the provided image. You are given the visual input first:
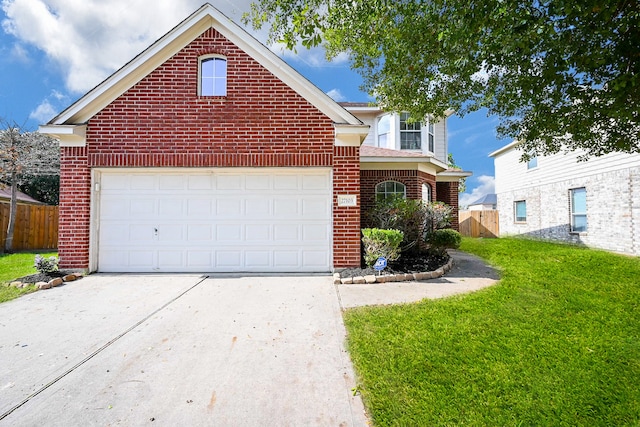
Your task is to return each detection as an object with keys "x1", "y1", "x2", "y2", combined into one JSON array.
[
  {"x1": 0, "y1": 251, "x2": 57, "y2": 303},
  {"x1": 344, "y1": 237, "x2": 640, "y2": 426}
]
